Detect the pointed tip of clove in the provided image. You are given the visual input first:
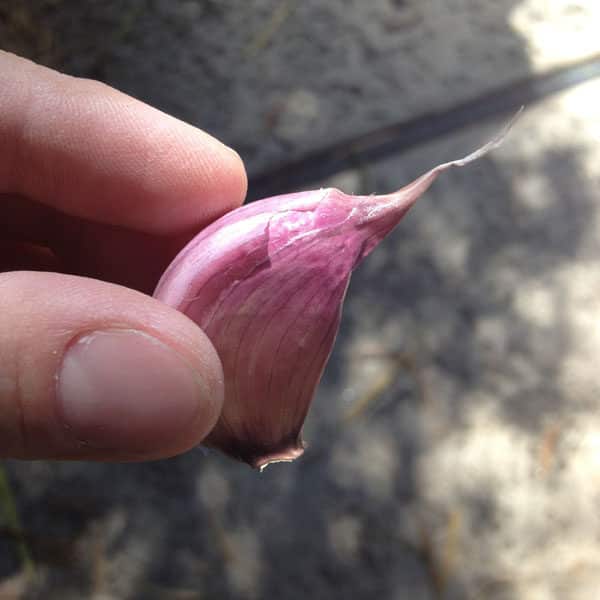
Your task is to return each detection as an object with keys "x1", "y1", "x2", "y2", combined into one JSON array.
[
  {"x1": 435, "y1": 105, "x2": 524, "y2": 171},
  {"x1": 369, "y1": 107, "x2": 524, "y2": 222}
]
